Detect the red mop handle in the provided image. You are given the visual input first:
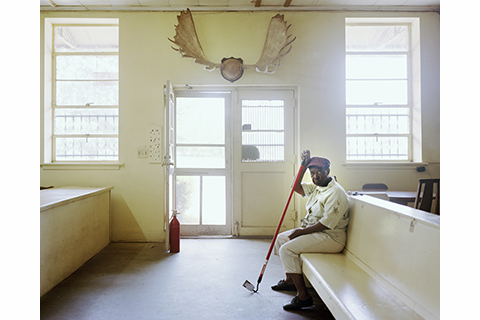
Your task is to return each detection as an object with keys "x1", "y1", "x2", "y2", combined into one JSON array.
[
  {"x1": 256, "y1": 159, "x2": 306, "y2": 284},
  {"x1": 265, "y1": 159, "x2": 306, "y2": 261}
]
